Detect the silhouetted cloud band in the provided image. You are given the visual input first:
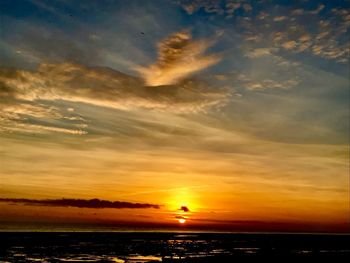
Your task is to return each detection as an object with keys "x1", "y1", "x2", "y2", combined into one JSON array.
[{"x1": 0, "y1": 198, "x2": 160, "y2": 209}]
